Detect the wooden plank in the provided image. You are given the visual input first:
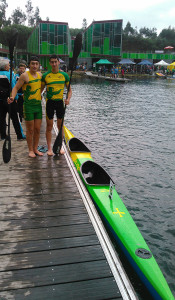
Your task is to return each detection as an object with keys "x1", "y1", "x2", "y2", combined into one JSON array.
[
  {"x1": 0, "y1": 224, "x2": 95, "y2": 243},
  {"x1": 0, "y1": 235, "x2": 99, "y2": 255},
  {"x1": 0, "y1": 207, "x2": 87, "y2": 221},
  {"x1": 0, "y1": 214, "x2": 89, "y2": 231},
  {"x1": 0, "y1": 245, "x2": 106, "y2": 271},
  {"x1": 0, "y1": 260, "x2": 112, "y2": 291},
  {"x1": 0, "y1": 278, "x2": 122, "y2": 300}
]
